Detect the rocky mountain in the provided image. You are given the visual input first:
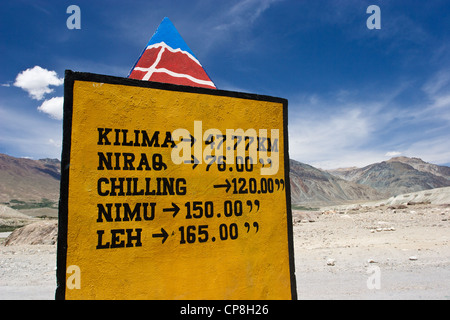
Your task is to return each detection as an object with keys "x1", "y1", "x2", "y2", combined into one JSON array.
[
  {"x1": 1, "y1": 152, "x2": 449, "y2": 208},
  {"x1": 289, "y1": 159, "x2": 382, "y2": 206},
  {"x1": 387, "y1": 157, "x2": 450, "y2": 179},
  {"x1": 0, "y1": 153, "x2": 60, "y2": 203},
  {"x1": 327, "y1": 157, "x2": 450, "y2": 197}
]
